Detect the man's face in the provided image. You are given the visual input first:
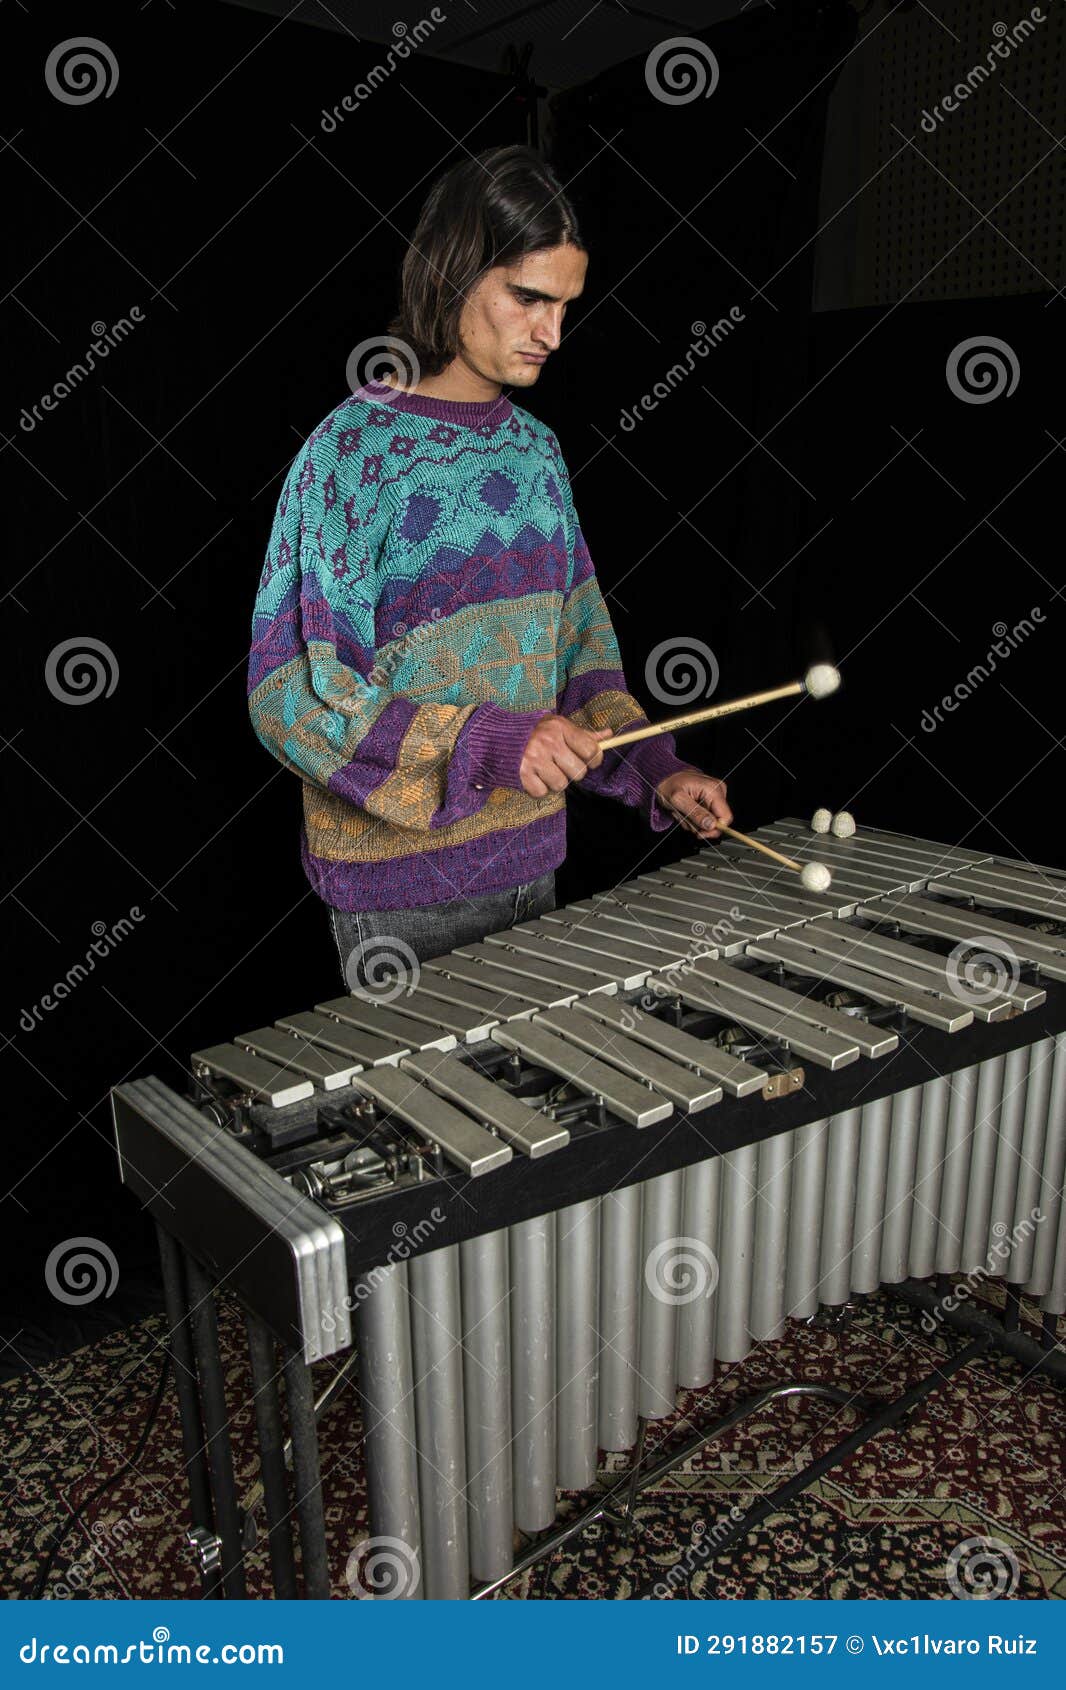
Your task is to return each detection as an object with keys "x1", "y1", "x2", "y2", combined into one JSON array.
[{"x1": 455, "y1": 244, "x2": 588, "y2": 388}]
